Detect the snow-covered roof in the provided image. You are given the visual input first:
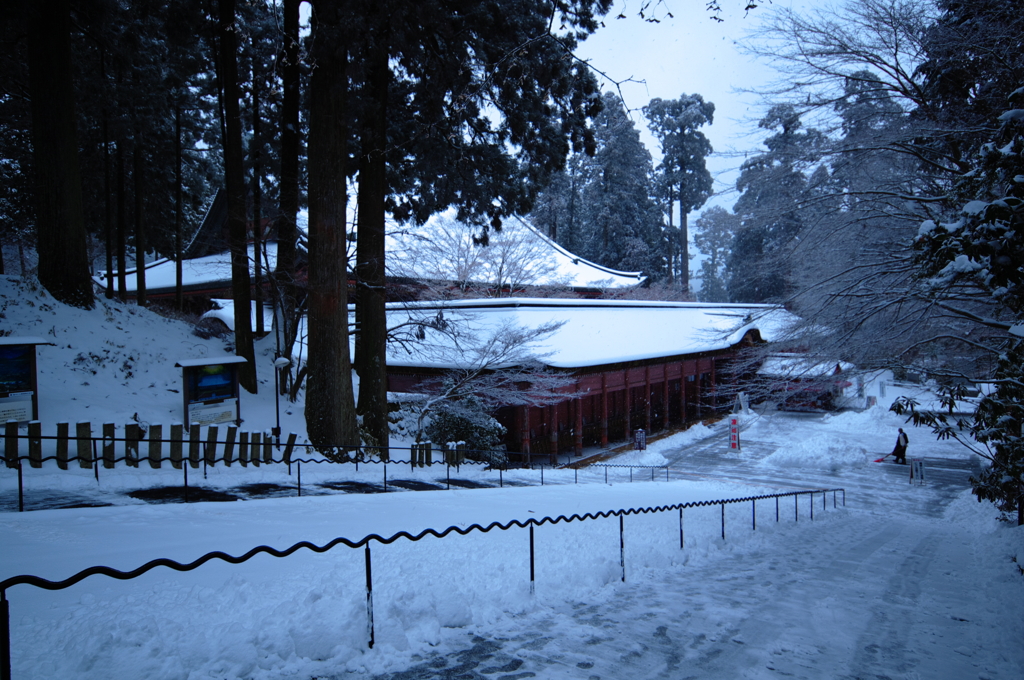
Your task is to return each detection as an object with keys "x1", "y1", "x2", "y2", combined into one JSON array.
[
  {"x1": 757, "y1": 354, "x2": 856, "y2": 379},
  {"x1": 0, "y1": 336, "x2": 54, "y2": 346},
  {"x1": 174, "y1": 356, "x2": 249, "y2": 369},
  {"x1": 385, "y1": 298, "x2": 797, "y2": 370},
  {"x1": 205, "y1": 297, "x2": 796, "y2": 370},
  {"x1": 386, "y1": 212, "x2": 644, "y2": 290},
  {"x1": 93, "y1": 243, "x2": 278, "y2": 295}
]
